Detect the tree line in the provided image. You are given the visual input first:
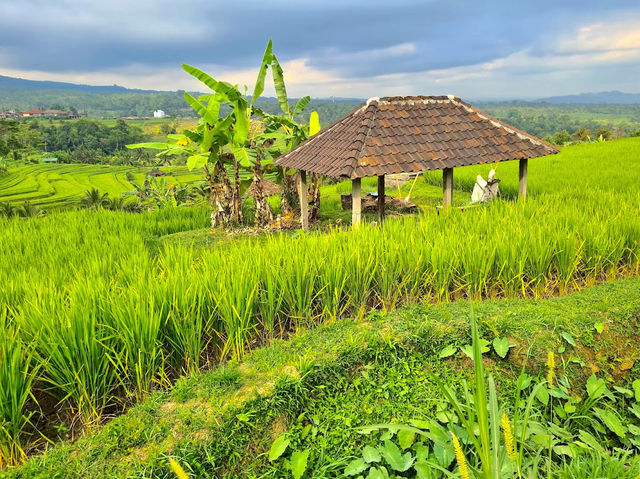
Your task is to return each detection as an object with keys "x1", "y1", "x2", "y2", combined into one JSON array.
[{"x1": 0, "y1": 118, "x2": 154, "y2": 165}]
